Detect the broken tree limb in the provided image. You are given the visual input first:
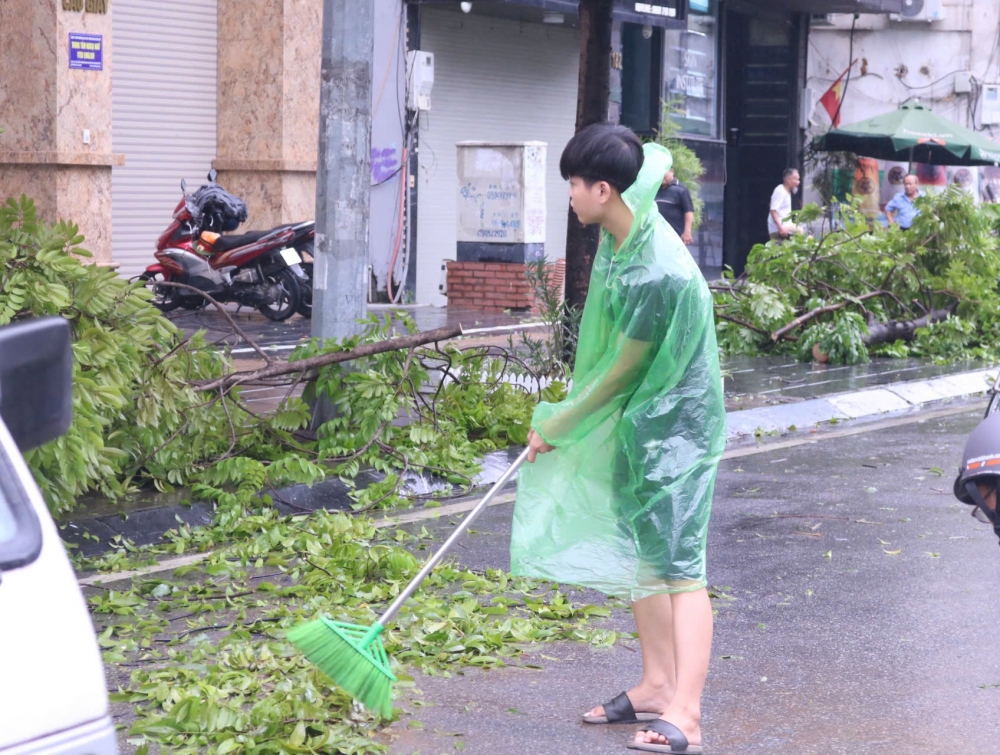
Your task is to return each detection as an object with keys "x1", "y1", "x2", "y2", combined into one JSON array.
[
  {"x1": 191, "y1": 324, "x2": 463, "y2": 392},
  {"x1": 863, "y1": 306, "x2": 956, "y2": 346},
  {"x1": 151, "y1": 281, "x2": 277, "y2": 364},
  {"x1": 770, "y1": 291, "x2": 883, "y2": 341}
]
